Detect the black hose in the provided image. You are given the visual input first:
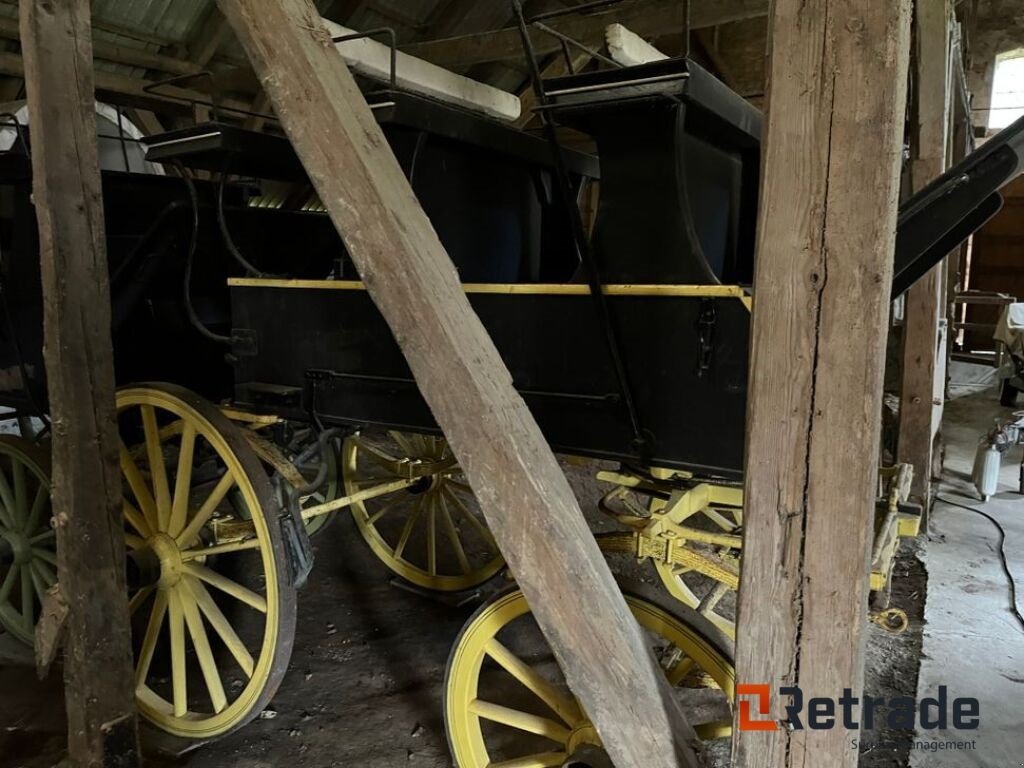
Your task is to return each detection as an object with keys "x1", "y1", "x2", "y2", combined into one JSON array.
[
  {"x1": 936, "y1": 495, "x2": 1024, "y2": 633},
  {"x1": 292, "y1": 427, "x2": 341, "y2": 495},
  {"x1": 216, "y1": 175, "x2": 280, "y2": 278},
  {"x1": 179, "y1": 168, "x2": 232, "y2": 345}
]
